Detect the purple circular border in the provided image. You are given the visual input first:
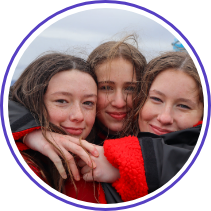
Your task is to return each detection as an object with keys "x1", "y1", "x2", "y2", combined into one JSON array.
[{"x1": 1, "y1": 1, "x2": 210, "y2": 210}]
